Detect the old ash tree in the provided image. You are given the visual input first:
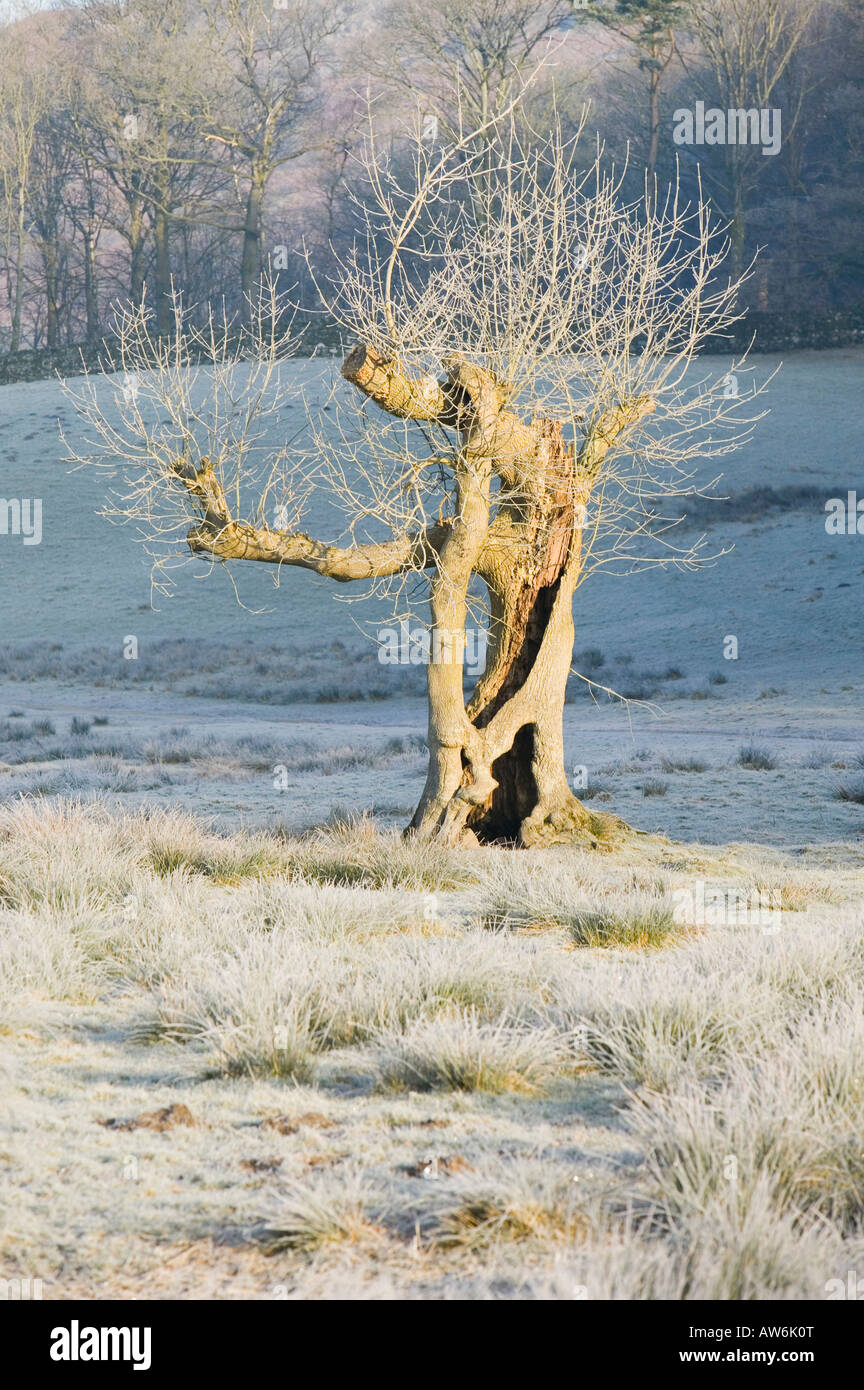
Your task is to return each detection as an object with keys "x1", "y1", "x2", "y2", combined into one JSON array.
[{"x1": 70, "y1": 100, "x2": 763, "y2": 848}]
